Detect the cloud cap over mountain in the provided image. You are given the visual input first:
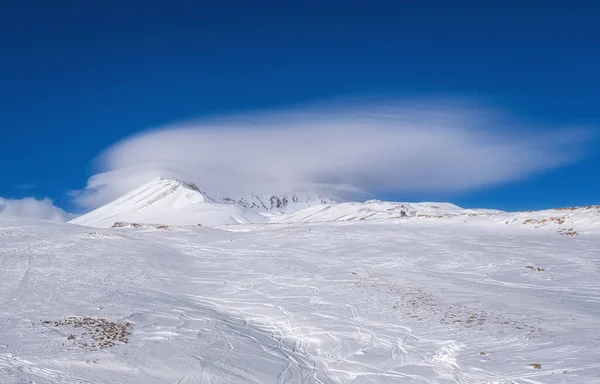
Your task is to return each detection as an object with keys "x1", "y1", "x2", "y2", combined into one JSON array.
[{"x1": 73, "y1": 100, "x2": 594, "y2": 209}]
